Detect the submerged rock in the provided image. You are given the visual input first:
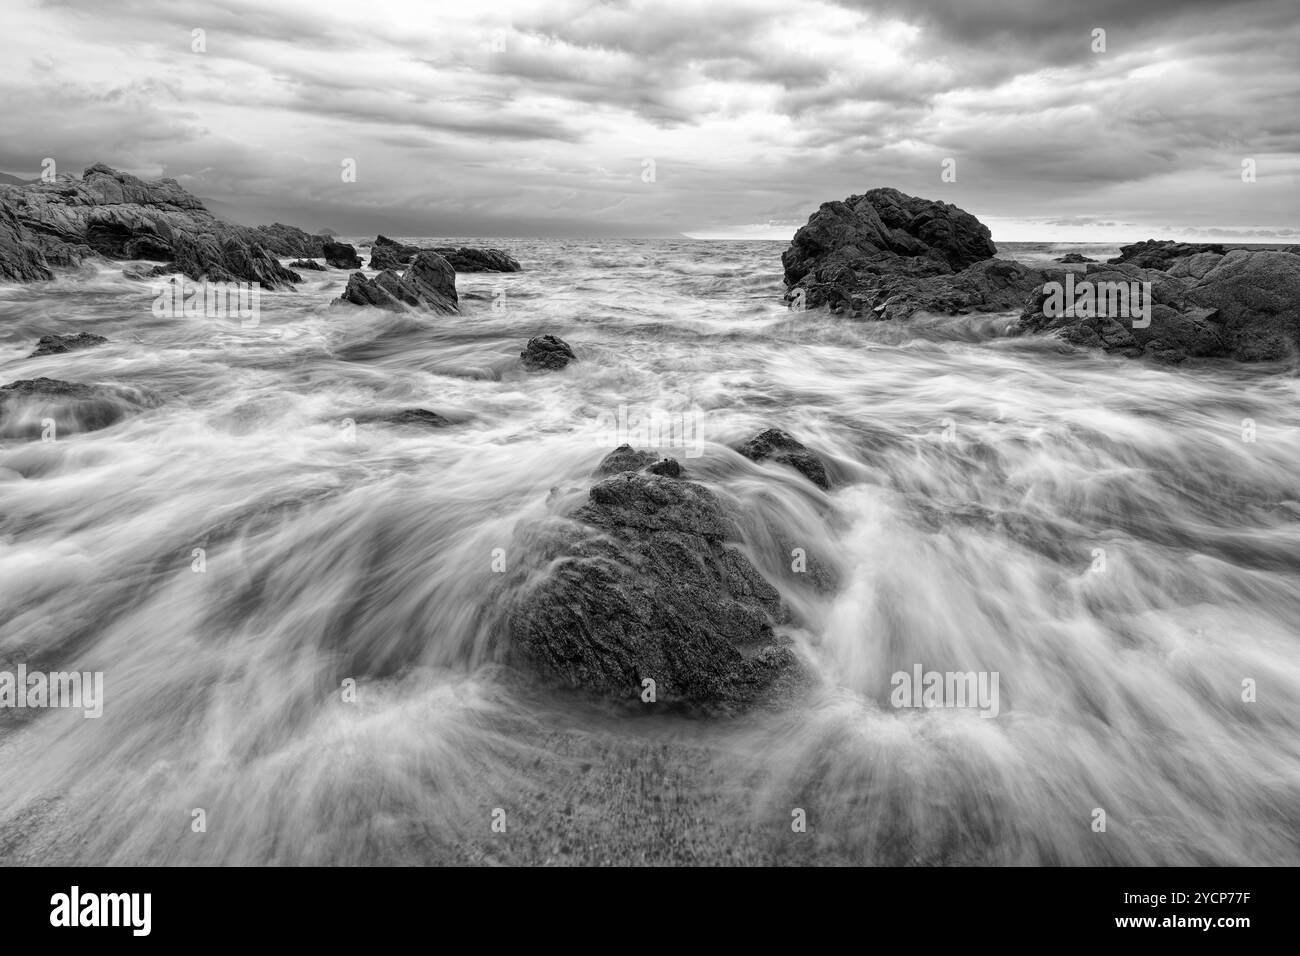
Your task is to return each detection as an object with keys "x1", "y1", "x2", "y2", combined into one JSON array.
[
  {"x1": 30, "y1": 332, "x2": 109, "y2": 357},
  {"x1": 507, "y1": 467, "x2": 800, "y2": 708},
  {"x1": 1055, "y1": 253, "x2": 1097, "y2": 263},
  {"x1": 333, "y1": 251, "x2": 458, "y2": 314},
  {"x1": 520, "y1": 334, "x2": 576, "y2": 370},
  {"x1": 322, "y1": 241, "x2": 363, "y2": 270},
  {"x1": 0, "y1": 377, "x2": 158, "y2": 438},
  {"x1": 351, "y1": 407, "x2": 452, "y2": 428},
  {"x1": 737, "y1": 428, "x2": 830, "y2": 490}
]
